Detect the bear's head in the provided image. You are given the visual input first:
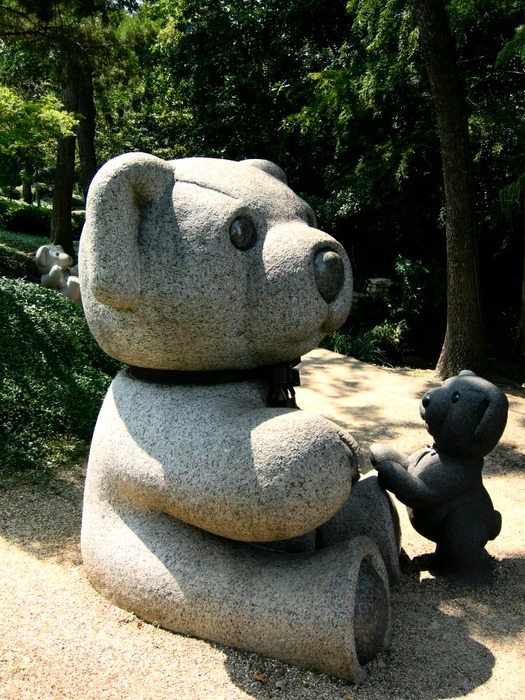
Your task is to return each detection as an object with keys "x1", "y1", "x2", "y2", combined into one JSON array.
[
  {"x1": 35, "y1": 244, "x2": 72, "y2": 274},
  {"x1": 420, "y1": 370, "x2": 508, "y2": 458},
  {"x1": 79, "y1": 153, "x2": 353, "y2": 371}
]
